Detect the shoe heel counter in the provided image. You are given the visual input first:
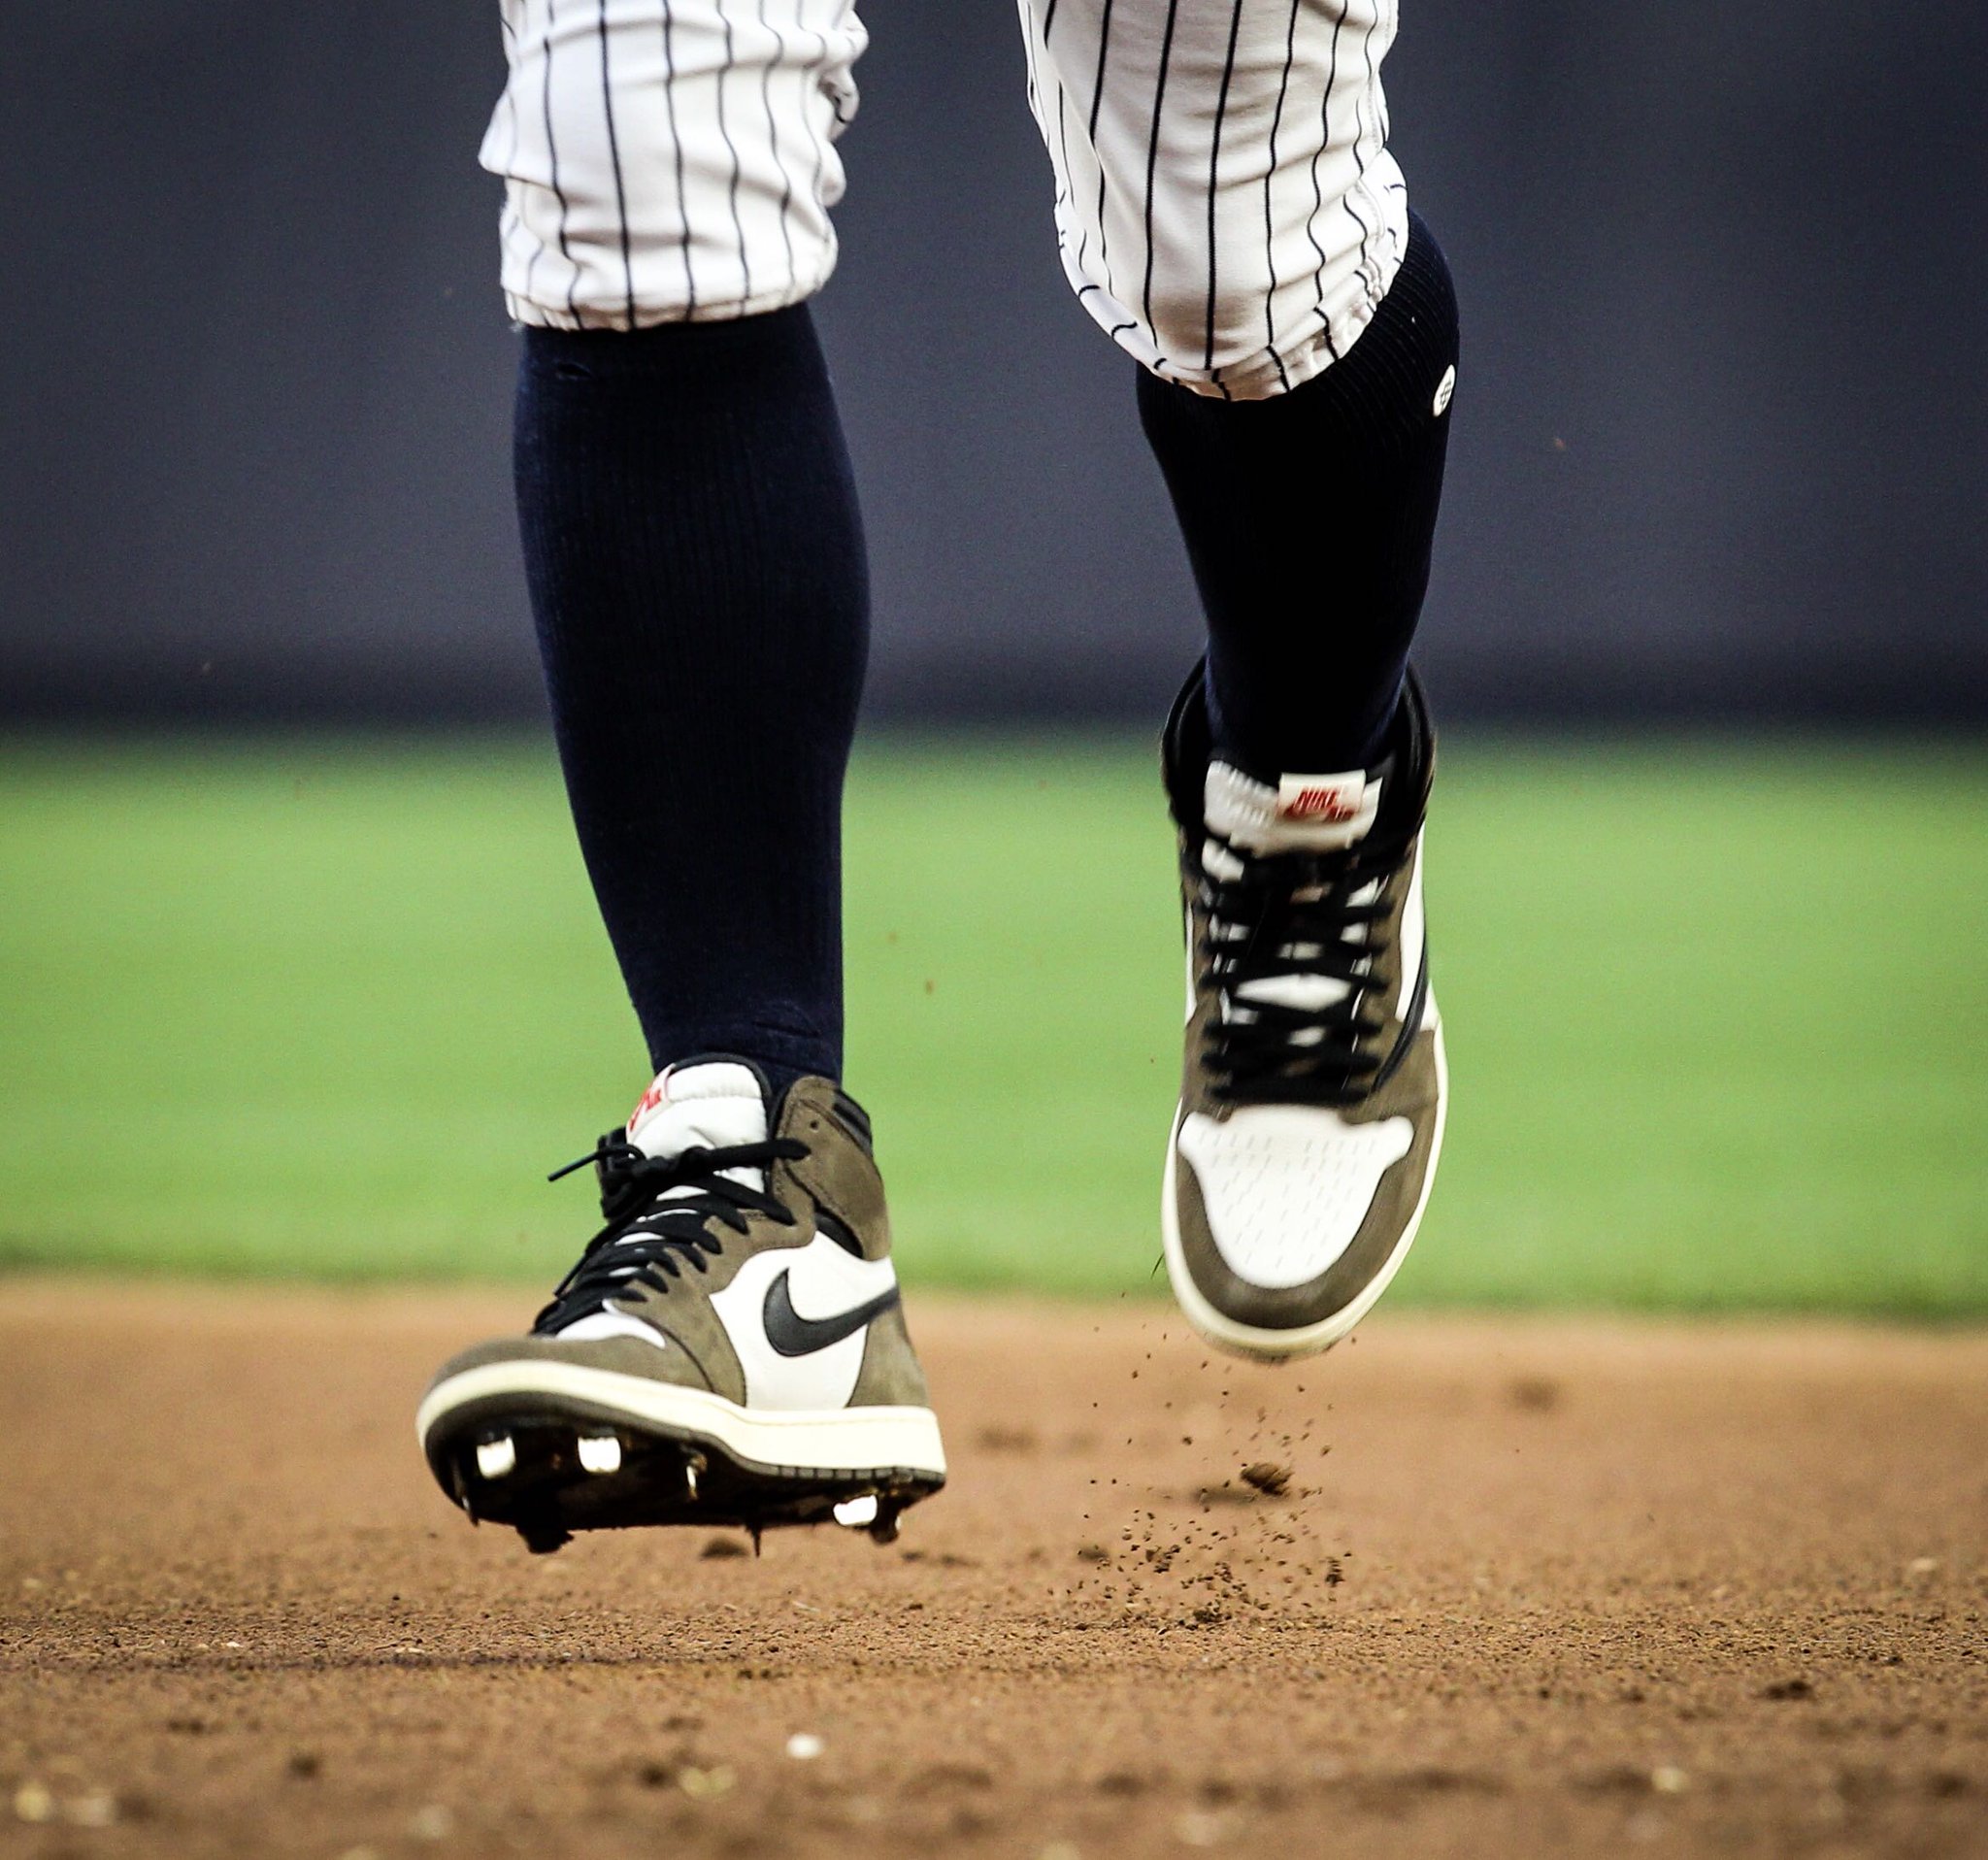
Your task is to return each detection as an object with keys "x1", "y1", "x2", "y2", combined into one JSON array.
[
  {"x1": 778, "y1": 1079, "x2": 894, "y2": 1261},
  {"x1": 850, "y1": 1300, "x2": 931, "y2": 1409}
]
